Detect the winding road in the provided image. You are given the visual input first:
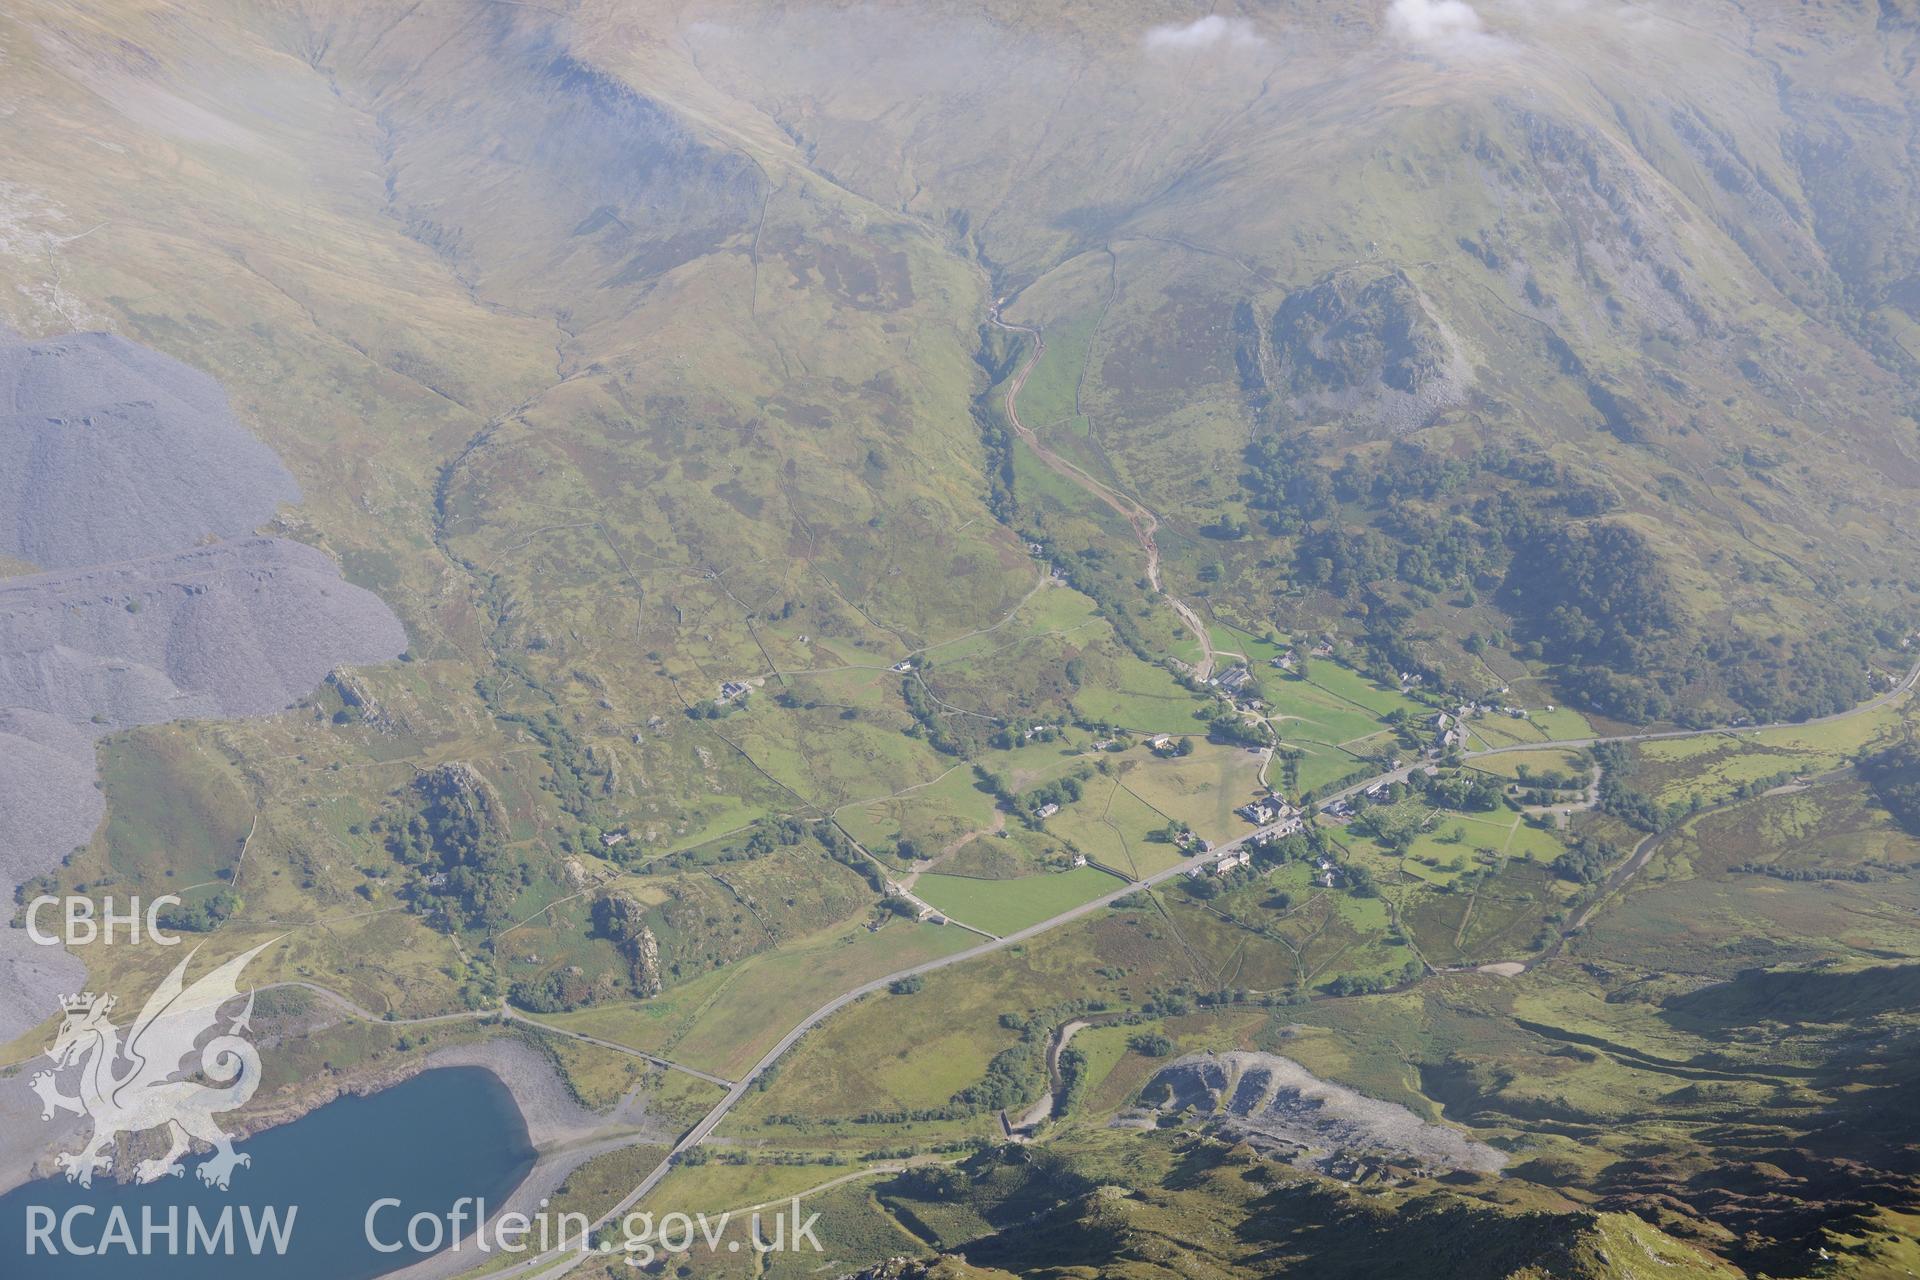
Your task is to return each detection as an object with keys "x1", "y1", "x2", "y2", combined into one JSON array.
[
  {"x1": 284, "y1": 642, "x2": 1920, "y2": 1279},
  {"x1": 506, "y1": 802, "x2": 1324, "y2": 1277},
  {"x1": 417, "y1": 337, "x2": 1920, "y2": 1274},
  {"x1": 1302, "y1": 653, "x2": 1920, "y2": 812},
  {"x1": 494, "y1": 645, "x2": 1920, "y2": 1278},
  {"x1": 615, "y1": 653, "x2": 1920, "y2": 1200}
]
